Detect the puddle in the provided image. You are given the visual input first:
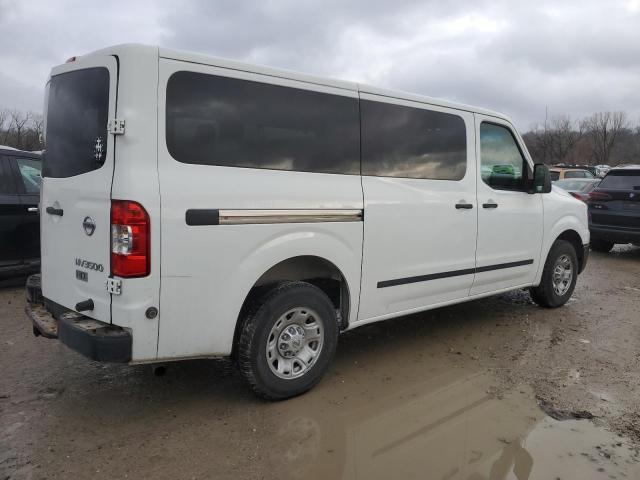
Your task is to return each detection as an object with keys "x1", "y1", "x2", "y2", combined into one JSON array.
[{"x1": 263, "y1": 369, "x2": 640, "y2": 479}]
